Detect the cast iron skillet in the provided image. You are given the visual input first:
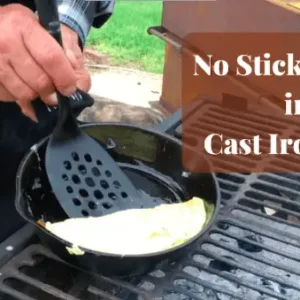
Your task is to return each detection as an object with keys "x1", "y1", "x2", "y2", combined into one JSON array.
[{"x1": 15, "y1": 123, "x2": 221, "y2": 277}]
